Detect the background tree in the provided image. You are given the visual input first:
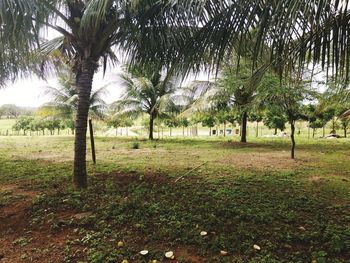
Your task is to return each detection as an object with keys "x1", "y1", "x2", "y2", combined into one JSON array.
[
  {"x1": 261, "y1": 73, "x2": 314, "y2": 159},
  {"x1": 200, "y1": 114, "x2": 216, "y2": 136},
  {"x1": 116, "y1": 65, "x2": 178, "y2": 140},
  {"x1": 263, "y1": 106, "x2": 287, "y2": 135}
]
